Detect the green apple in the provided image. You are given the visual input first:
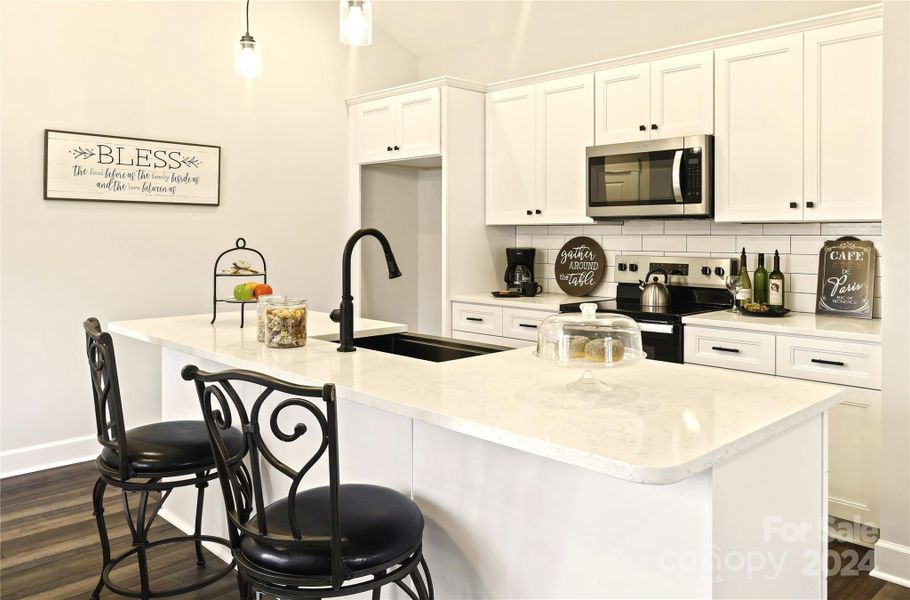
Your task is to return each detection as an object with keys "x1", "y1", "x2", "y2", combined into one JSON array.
[{"x1": 233, "y1": 283, "x2": 254, "y2": 301}]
